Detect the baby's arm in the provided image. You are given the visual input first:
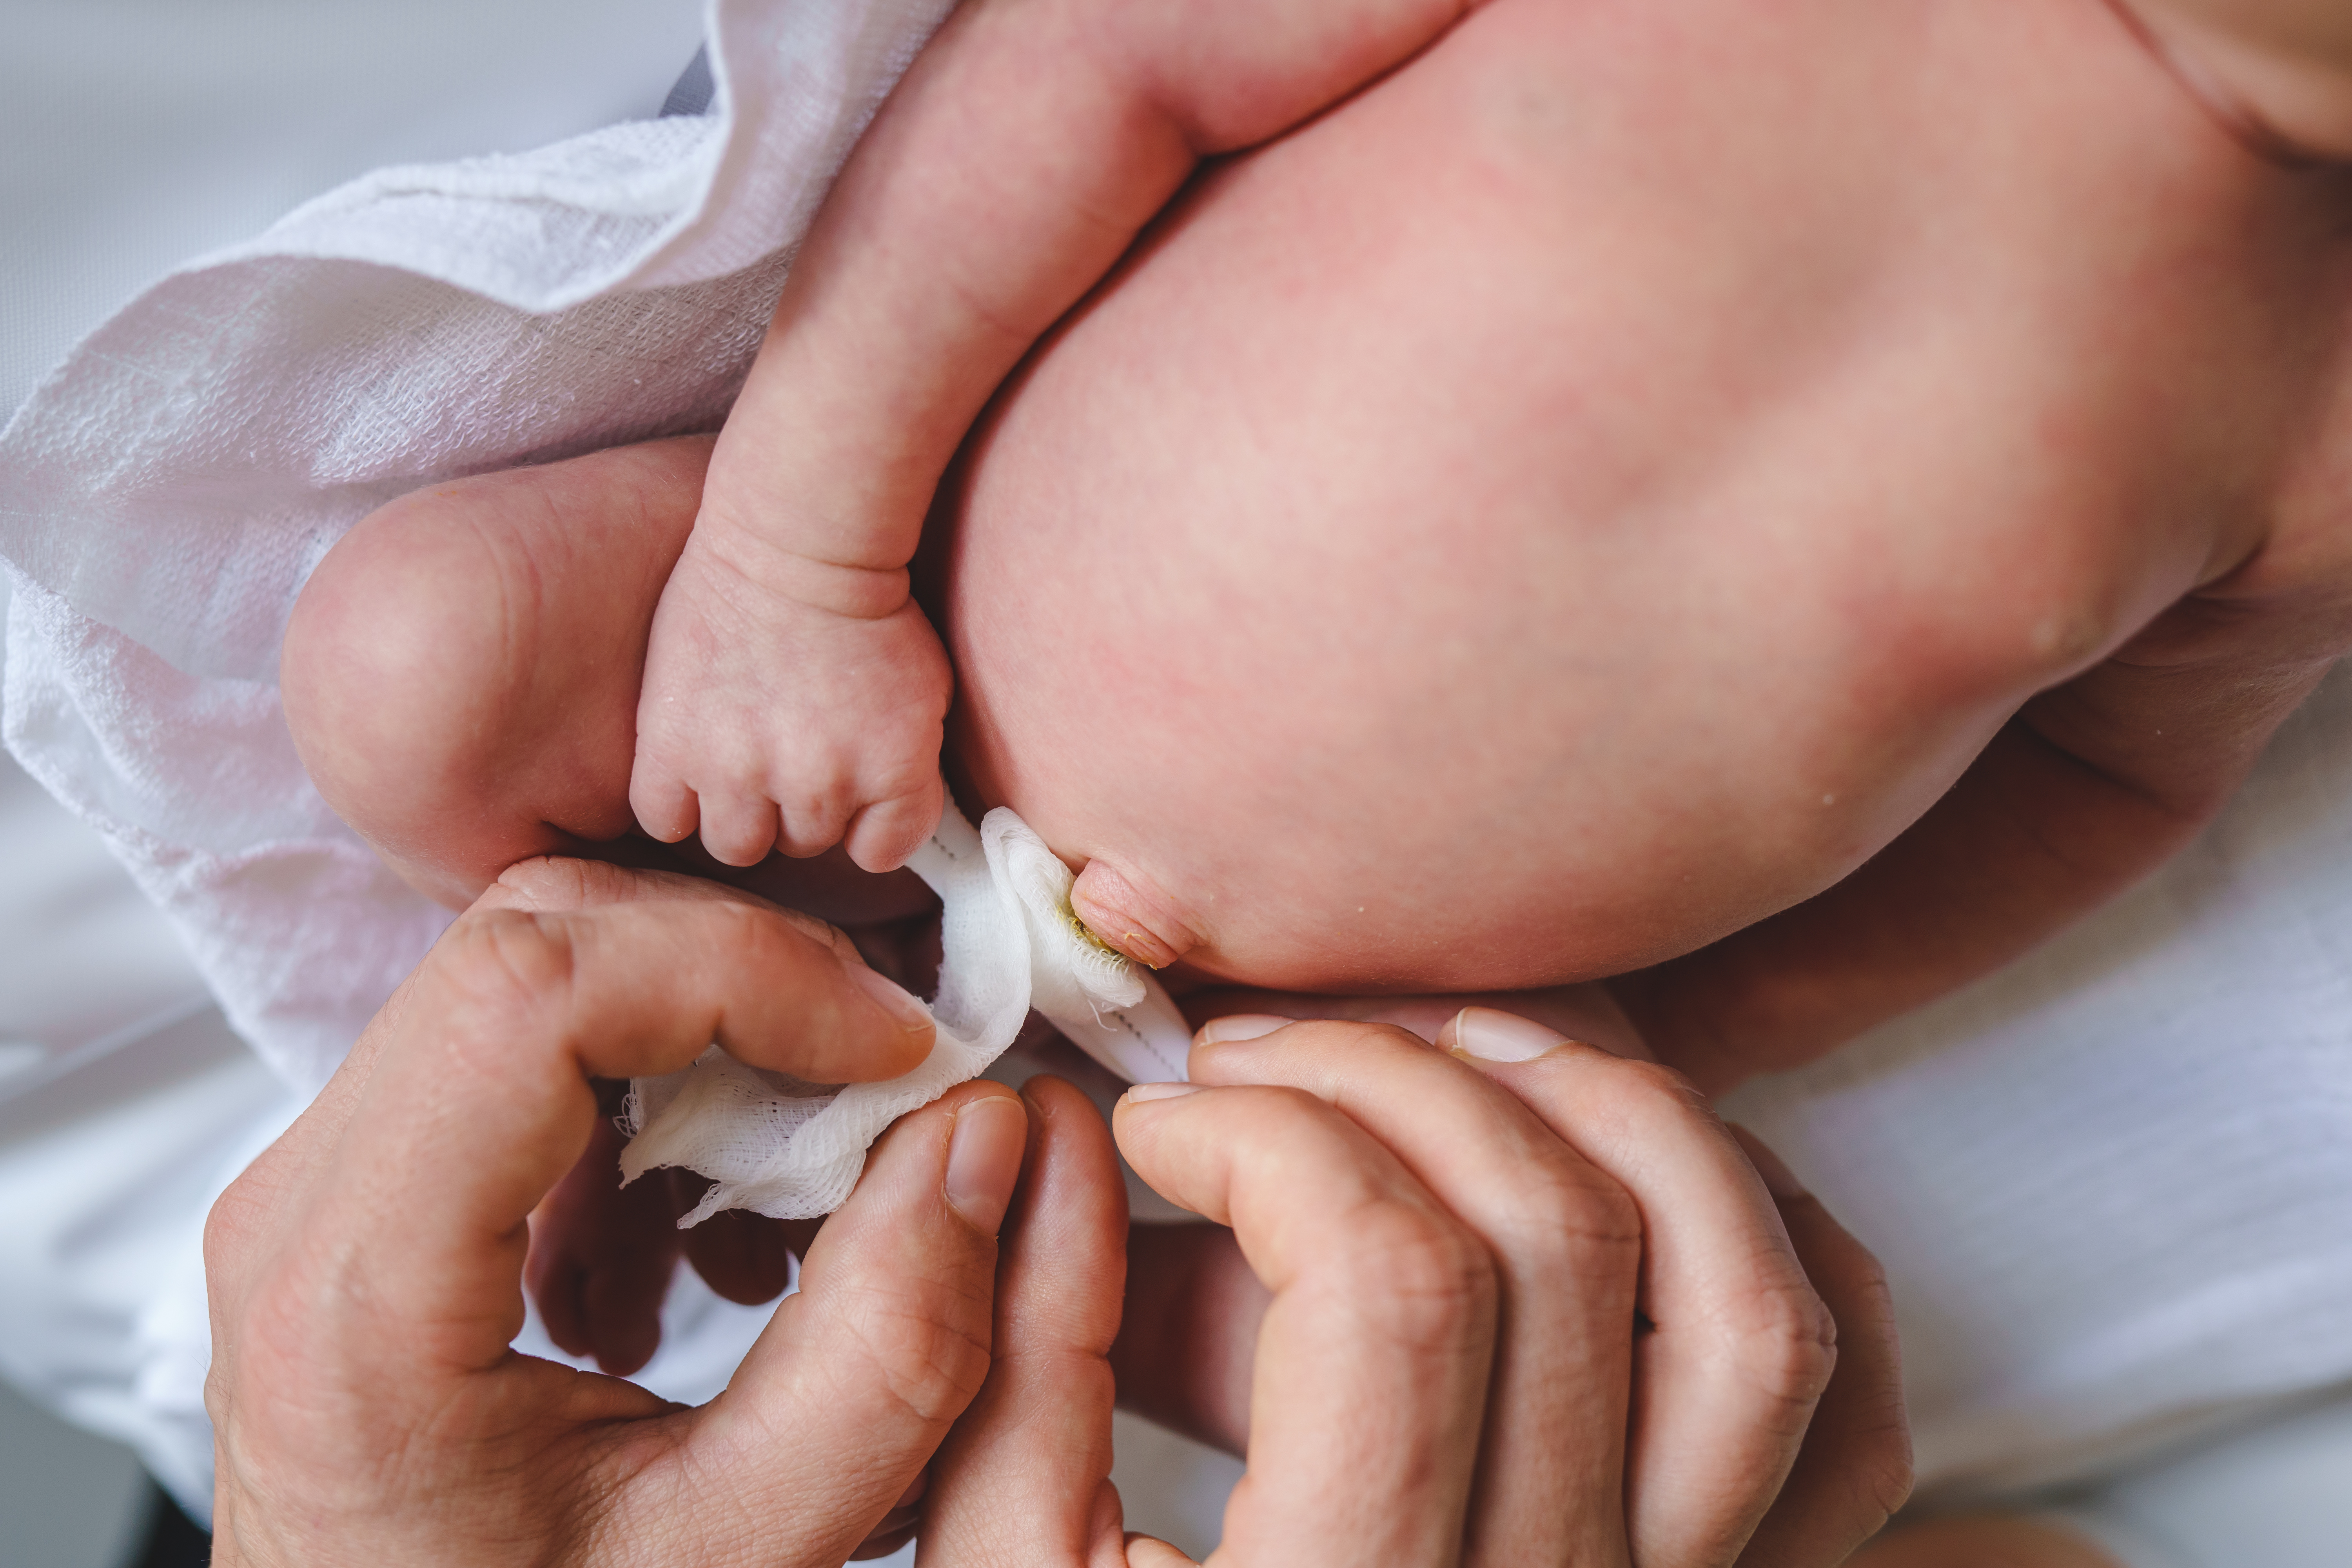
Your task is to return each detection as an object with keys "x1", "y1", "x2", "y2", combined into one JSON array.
[{"x1": 634, "y1": 0, "x2": 1484, "y2": 871}]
